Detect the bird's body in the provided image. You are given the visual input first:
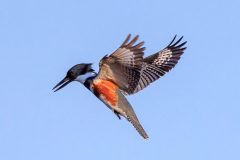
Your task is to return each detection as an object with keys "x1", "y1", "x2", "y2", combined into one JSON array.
[
  {"x1": 74, "y1": 66, "x2": 149, "y2": 138},
  {"x1": 53, "y1": 34, "x2": 187, "y2": 139}
]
